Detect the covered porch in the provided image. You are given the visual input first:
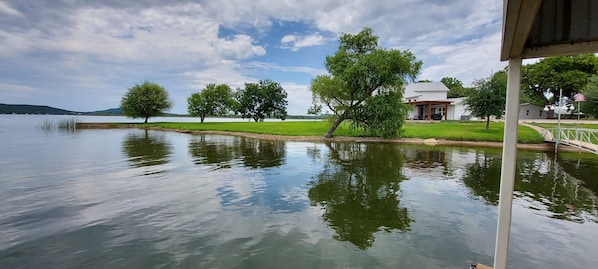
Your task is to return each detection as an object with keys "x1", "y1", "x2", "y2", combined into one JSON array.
[{"x1": 407, "y1": 100, "x2": 451, "y2": 120}]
